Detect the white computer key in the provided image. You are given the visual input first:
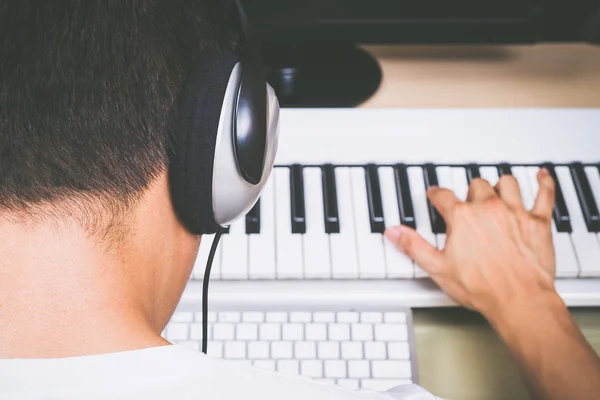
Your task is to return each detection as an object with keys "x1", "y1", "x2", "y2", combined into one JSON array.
[
  {"x1": 193, "y1": 233, "x2": 221, "y2": 280},
  {"x1": 408, "y1": 166, "x2": 436, "y2": 277},
  {"x1": 294, "y1": 341, "x2": 317, "y2": 359},
  {"x1": 372, "y1": 360, "x2": 412, "y2": 378},
  {"x1": 265, "y1": 312, "x2": 288, "y2": 323},
  {"x1": 207, "y1": 341, "x2": 223, "y2": 358},
  {"x1": 253, "y1": 360, "x2": 276, "y2": 371},
  {"x1": 248, "y1": 342, "x2": 269, "y2": 359},
  {"x1": 351, "y1": 324, "x2": 374, "y2": 341},
  {"x1": 305, "y1": 323, "x2": 327, "y2": 341},
  {"x1": 271, "y1": 342, "x2": 293, "y2": 359},
  {"x1": 384, "y1": 312, "x2": 407, "y2": 324},
  {"x1": 313, "y1": 312, "x2": 335, "y2": 322},
  {"x1": 364, "y1": 342, "x2": 386, "y2": 359},
  {"x1": 282, "y1": 323, "x2": 304, "y2": 340},
  {"x1": 274, "y1": 168, "x2": 304, "y2": 278},
  {"x1": 165, "y1": 323, "x2": 189, "y2": 341},
  {"x1": 362, "y1": 379, "x2": 412, "y2": 391},
  {"x1": 224, "y1": 342, "x2": 246, "y2": 359},
  {"x1": 350, "y1": 167, "x2": 386, "y2": 278},
  {"x1": 513, "y1": 167, "x2": 535, "y2": 210},
  {"x1": 480, "y1": 166, "x2": 500, "y2": 187},
  {"x1": 525, "y1": 167, "x2": 578, "y2": 278},
  {"x1": 451, "y1": 167, "x2": 469, "y2": 201},
  {"x1": 190, "y1": 323, "x2": 204, "y2": 340},
  {"x1": 347, "y1": 360, "x2": 370, "y2": 378},
  {"x1": 341, "y1": 342, "x2": 364, "y2": 359},
  {"x1": 374, "y1": 324, "x2": 408, "y2": 341},
  {"x1": 557, "y1": 167, "x2": 600, "y2": 277},
  {"x1": 379, "y1": 167, "x2": 414, "y2": 278},
  {"x1": 329, "y1": 323, "x2": 351, "y2": 341},
  {"x1": 171, "y1": 312, "x2": 193, "y2": 323},
  {"x1": 388, "y1": 342, "x2": 410, "y2": 360},
  {"x1": 259, "y1": 323, "x2": 281, "y2": 340},
  {"x1": 213, "y1": 323, "x2": 235, "y2": 340},
  {"x1": 301, "y1": 360, "x2": 323, "y2": 378},
  {"x1": 219, "y1": 312, "x2": 241, "y2": 323},
  {"x1": 242, "y1": 312, "x2": 264, "y2": 322},
  {"x1": 337, "y1": 379, "x2": 360, "y2": 390},
  {"x1": 330, "y1": 168, "x2": 360, "y2": 278},
  {"x1": 249, "y1": 178, "x2": 277, "y2": 279},
  {"x1": 278, "y1": 360, "x2": 300, "y2": 376},
  {"x1": 303, "y1": 168, "x2": 332, "y2": 278},
  {"x1": 337, "y1": 312, "x2": 359, "y2": 323},
  {"x1": 360, "y1": 312, "x2": 383, "y2": 323},
  {"x1": 290, "y1": 312, "x2": 312, "y2": 322},
  {"x1": 324, "y1": 360, "x2": 347, "y2": 378},
  {"x1": 220, "y1": 218, "x2": 248, "y2": 279},
  {"x1": 318, "y1": 342, "x2": 340, "y2": 359},
  {"x1": 236, "y1": 323, "x2": 258, "y2": 340}
]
